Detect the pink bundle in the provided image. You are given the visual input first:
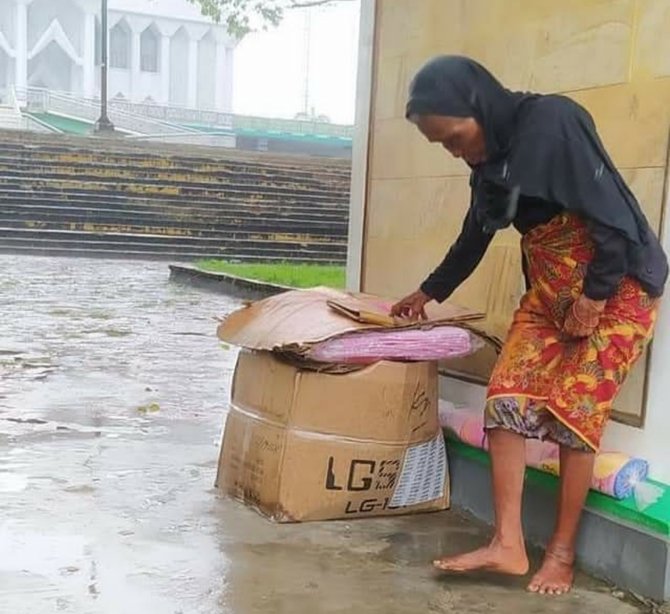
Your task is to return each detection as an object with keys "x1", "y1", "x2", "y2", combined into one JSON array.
[{"x1": 307, "y1": 326, "x2": 483, "y2": 364}]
